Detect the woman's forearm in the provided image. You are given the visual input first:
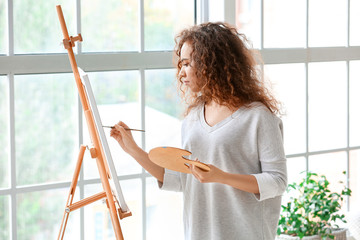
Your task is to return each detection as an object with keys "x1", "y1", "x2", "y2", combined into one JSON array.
[
  {"x1": 190, "y1": 164, "x2": 259, "y2": 194},
  {"x1": 130, "y1": 147, "x2": 165, "y2": 183},
  {"x1": 218, "y1": 172, "x2": 259, "y2": 194}
]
